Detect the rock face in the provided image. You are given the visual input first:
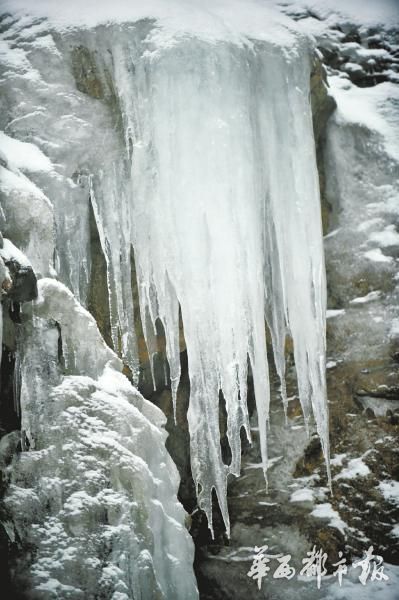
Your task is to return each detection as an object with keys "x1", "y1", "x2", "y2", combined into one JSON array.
[
  {"x1": 0, "y1": 239, "x2": 37, "y2": 304},
  {"x1": 310, "y1": 55, "x2": 336, "y2": 234},
  {"x1": 0, "y1": 3, "x2": 398, "y2": 600}
]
